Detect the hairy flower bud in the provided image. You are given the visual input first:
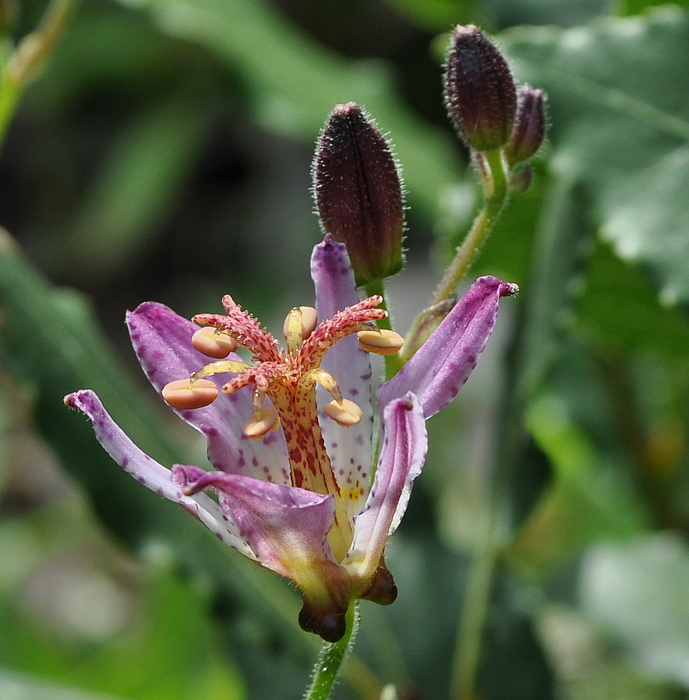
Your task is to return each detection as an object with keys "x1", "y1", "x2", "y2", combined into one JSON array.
[
  {"x1": 444, "y1": 25, "x2": 517, "y2": 152},
  {"x1": 313, "y1": 102, "x2": 404, "y2": 286},
  {"x1": 504, "y1": 85, "x2": 546, "y2": 165}
]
